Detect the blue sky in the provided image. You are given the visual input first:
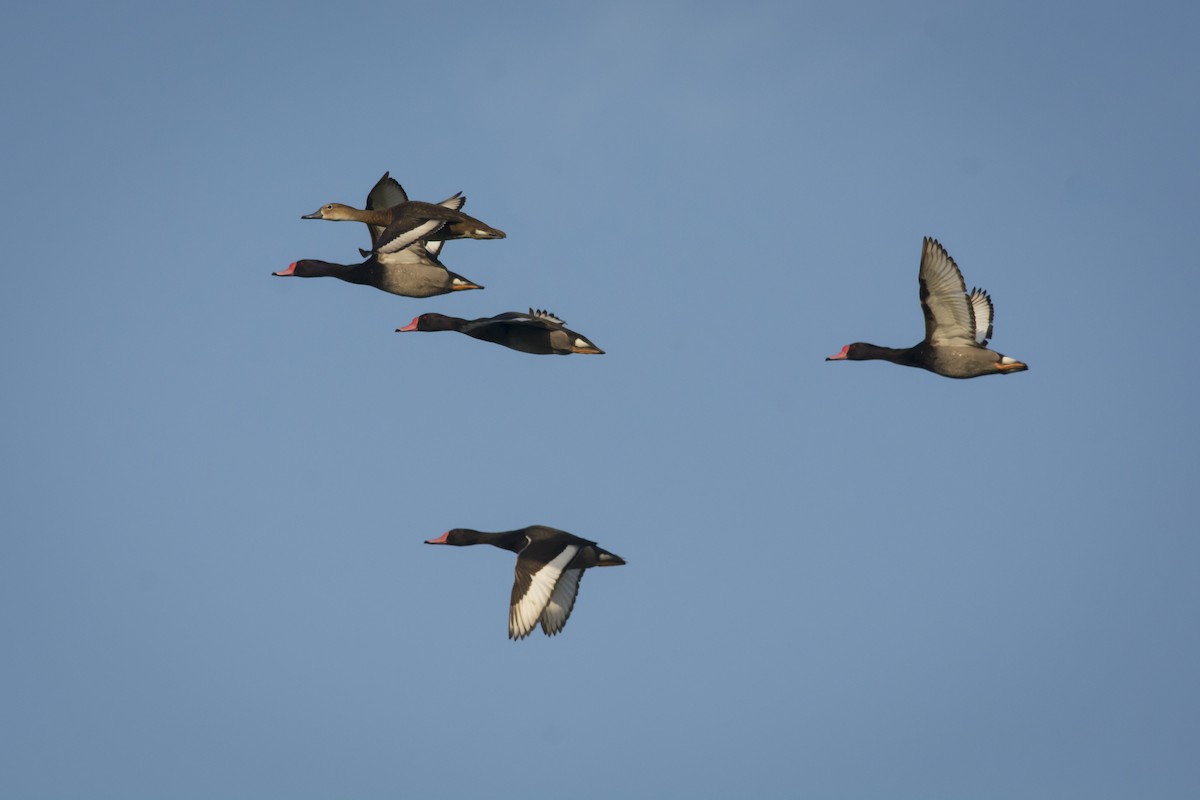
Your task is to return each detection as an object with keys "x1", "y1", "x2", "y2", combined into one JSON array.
[{"x1": 2, "y1": 1, "x2": 1198, "y2": 797}]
